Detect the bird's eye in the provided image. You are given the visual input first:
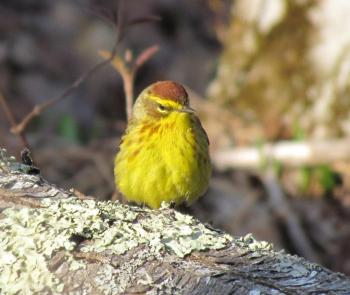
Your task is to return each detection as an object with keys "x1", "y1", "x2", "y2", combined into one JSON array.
[{"x1": 158, "y1": 104, "x2": 167, "y2": 112}]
